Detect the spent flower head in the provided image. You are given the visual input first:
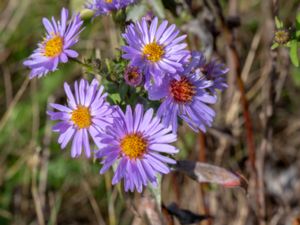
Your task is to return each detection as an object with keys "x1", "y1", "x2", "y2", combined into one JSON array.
[
  {"x1": 274, "y1": 29, "x2": 290, "y2": 45},
  {"x1": 188, "y1": 51, "x2": 229, "y2": 93},
  {"x1": 24, "y1": 8, "x2": 84, "y2": 78},
  {"x1": 87, "y1": 0, "x2": 137, "y2": 16}
]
